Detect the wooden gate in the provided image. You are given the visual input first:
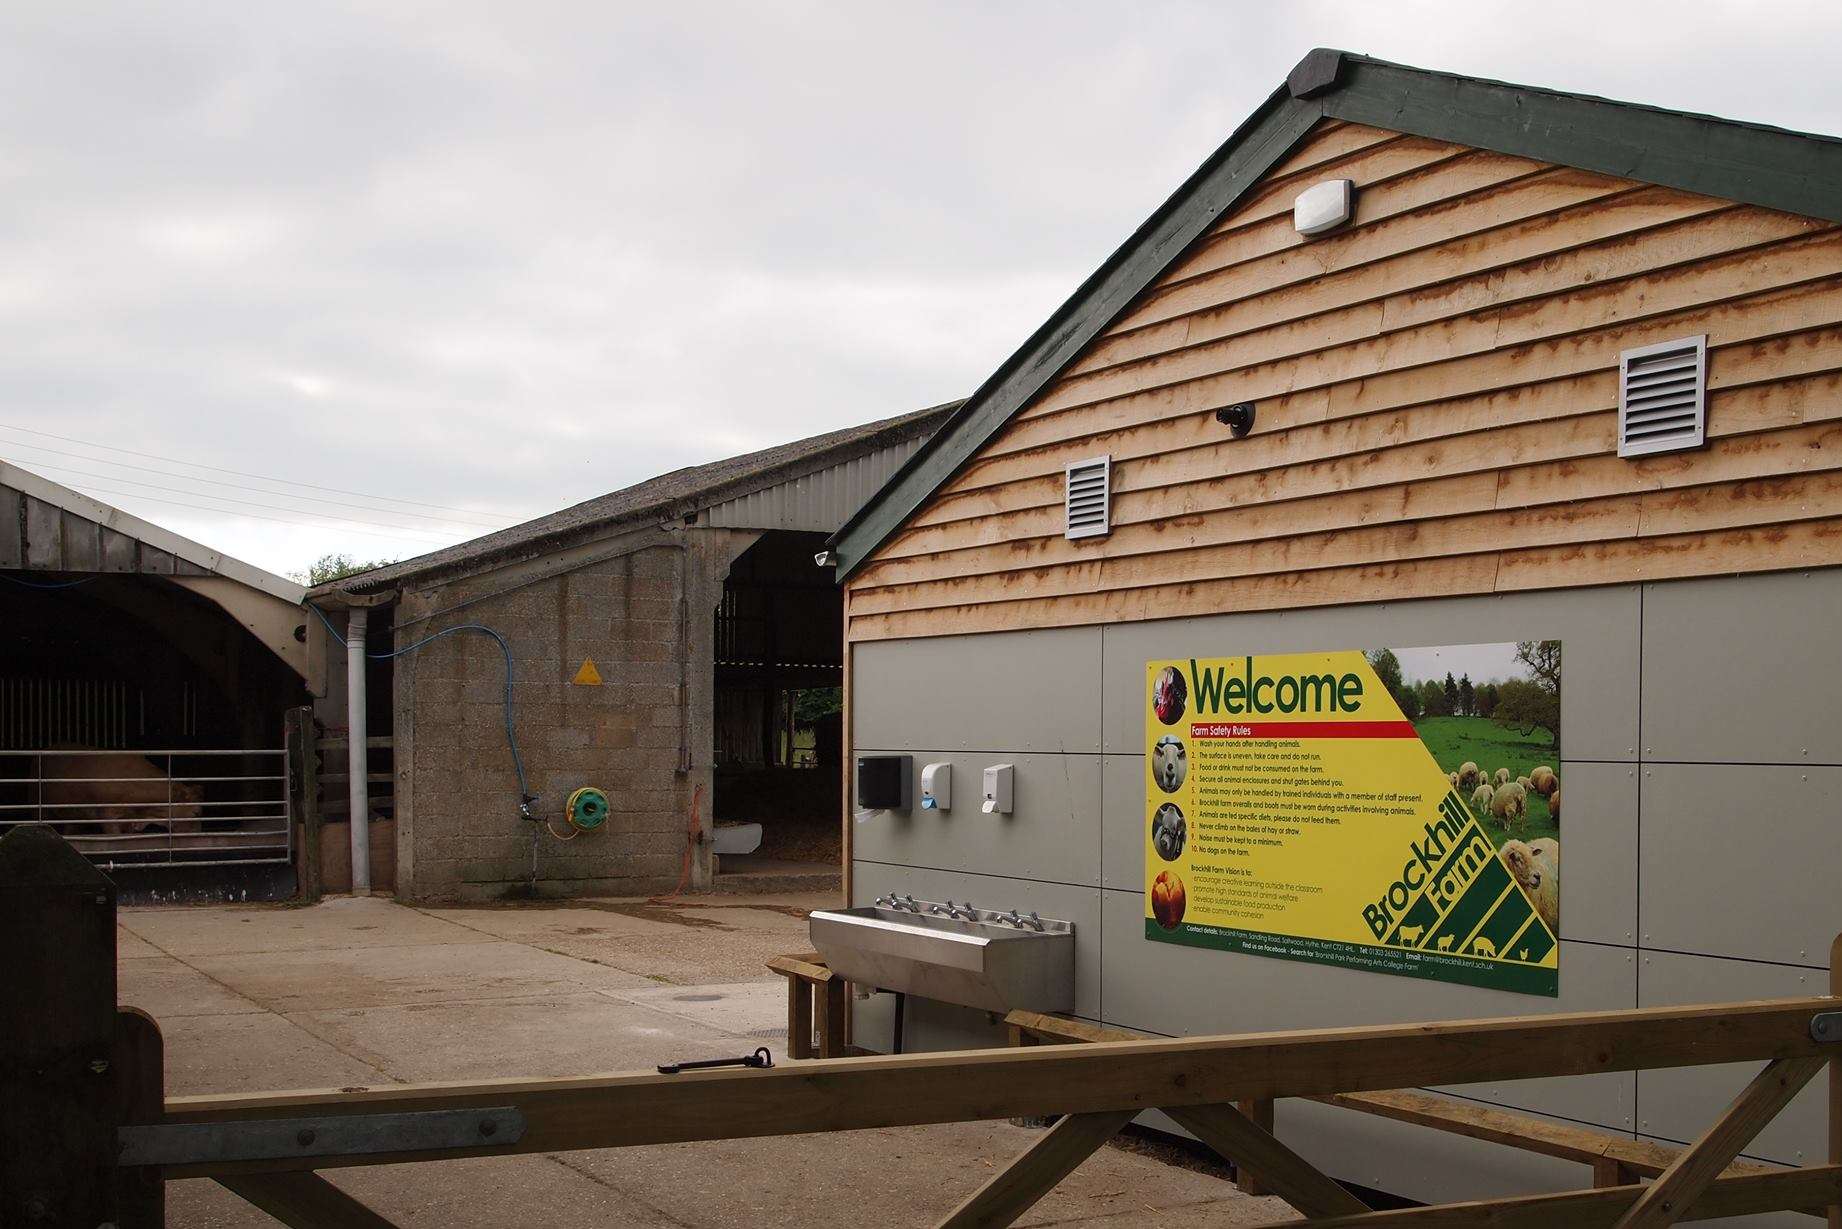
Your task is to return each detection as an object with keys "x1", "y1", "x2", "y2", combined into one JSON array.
[{"x1": 4, "y1": 824, "x2": 1838, "y2": 1229}]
